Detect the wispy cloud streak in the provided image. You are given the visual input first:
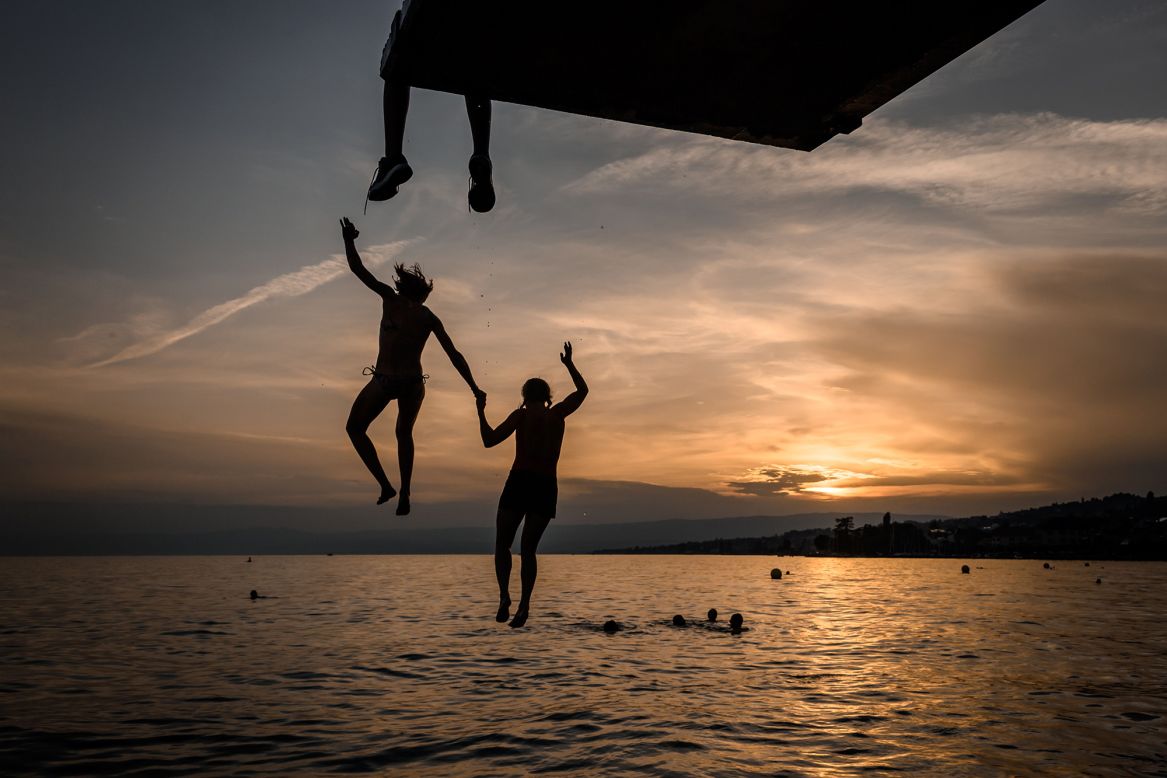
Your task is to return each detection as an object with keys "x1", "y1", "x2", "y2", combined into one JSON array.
[
  {"x1": 87, "y1": 240, "x2": 416, "y2": 368},
  {"x1": 565, "y1": 114, "x2": 1167, "y2": 215}
]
